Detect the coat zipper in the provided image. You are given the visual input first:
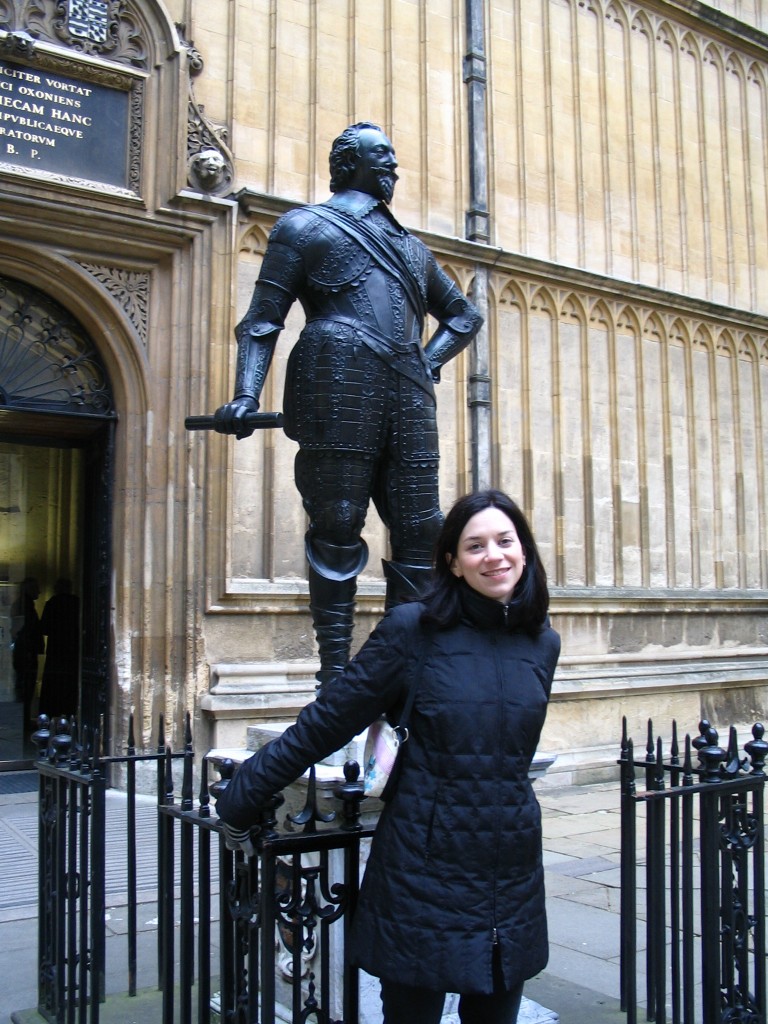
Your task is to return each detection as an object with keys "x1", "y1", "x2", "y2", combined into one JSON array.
[{"x1": 490, "y1": 630, "x2": 504, "y2": 949}]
